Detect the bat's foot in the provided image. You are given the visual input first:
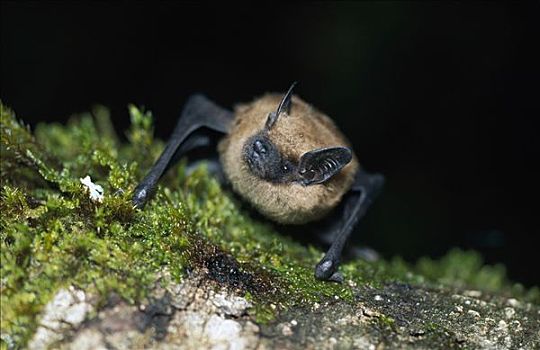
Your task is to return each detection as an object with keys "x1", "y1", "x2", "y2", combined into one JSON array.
[{"x1": 315, "y1": 257, "x2": 342, "y2": 283}]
